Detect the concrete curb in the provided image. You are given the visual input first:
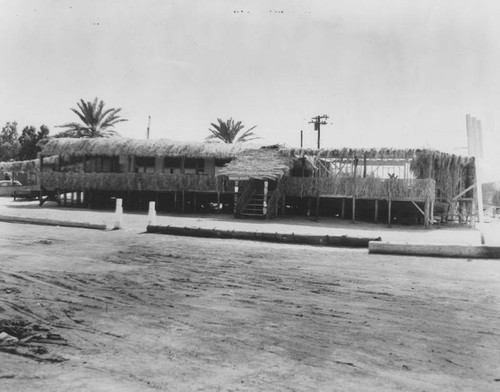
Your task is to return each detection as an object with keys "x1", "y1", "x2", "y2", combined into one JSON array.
[
  {"x1": 147, "y1": 224, "x2": 381, "y2": 248},
  {"x1": 369, "y1": 241, "x2": 500, "y2": 259},
  {"x1": 0, "y1": 215, "x2": 108, "y2": 231}
]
